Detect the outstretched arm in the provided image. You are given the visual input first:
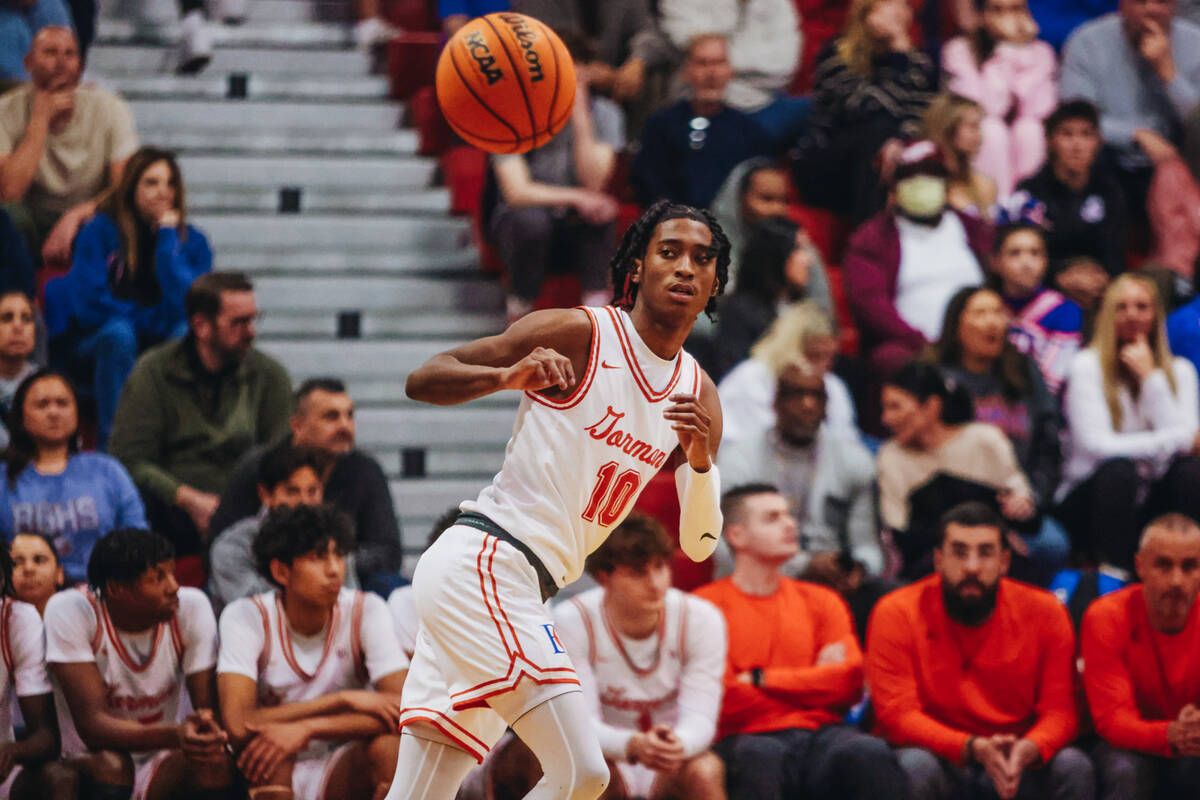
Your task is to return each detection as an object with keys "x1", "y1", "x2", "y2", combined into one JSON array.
[{"x1": 405, "y1": 308, "x2": 593, "y2": 405}]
